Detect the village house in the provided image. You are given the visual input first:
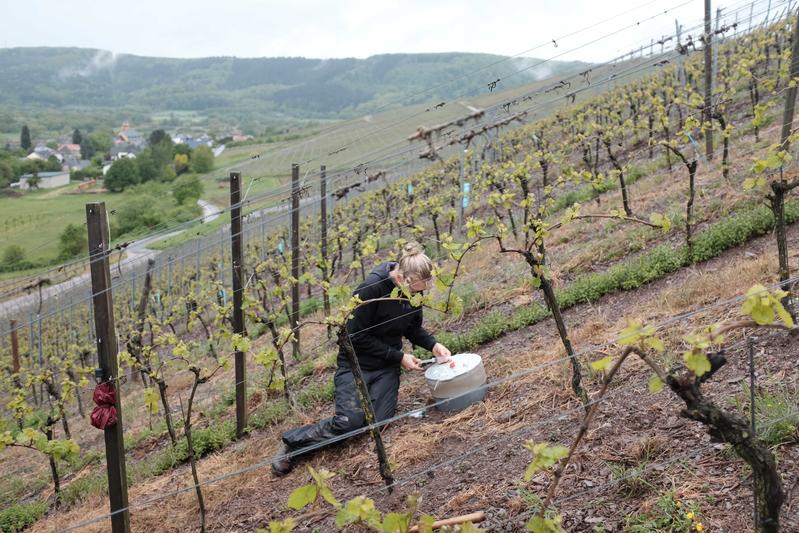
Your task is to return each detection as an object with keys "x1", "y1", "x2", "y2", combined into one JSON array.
[
  {"x1": 24, "y1": 144, "x2": 60, "y2": 162},
  {"x1": 171, "y1": 132, "x2": 214, "y2": 149},
  {"x1": 109, "y1": 143, "x2": 139, "y2": 160},
  {"x1": 57, "y1": 143, "x2": 81, "y2": 159},
  {"x1": 115, "y1": 122, "x2": 145, "y2": 148},
  {"x1": 231, "y1": 133, "x2": 253, "y2": 142}
]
